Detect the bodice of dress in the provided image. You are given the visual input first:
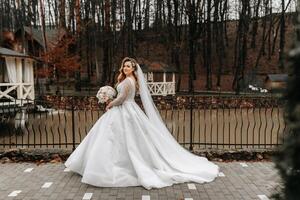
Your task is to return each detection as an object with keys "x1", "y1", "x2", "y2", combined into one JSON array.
[{"x1": 110, "y1": 77, "x2": 136, "y2": 106}]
